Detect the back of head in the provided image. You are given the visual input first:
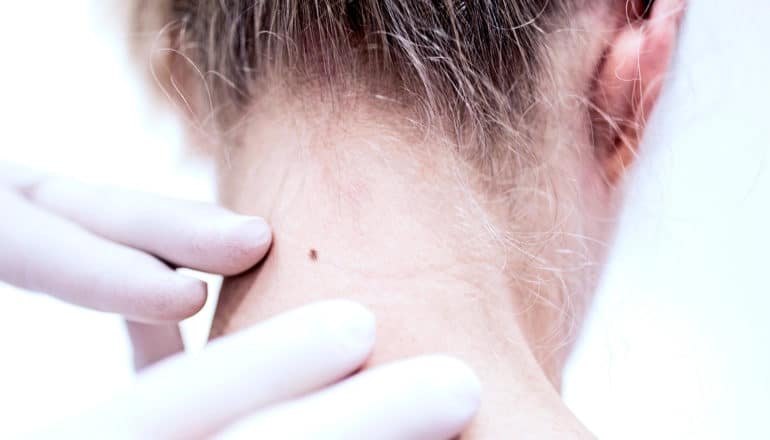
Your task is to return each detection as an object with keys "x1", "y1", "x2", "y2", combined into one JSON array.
[
  {"x1": 133, "y1": 1, "x2": 601, "y2": 165},
  {"x1": 130, "y1": 0, "x2": 683, "y2": 396}
]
